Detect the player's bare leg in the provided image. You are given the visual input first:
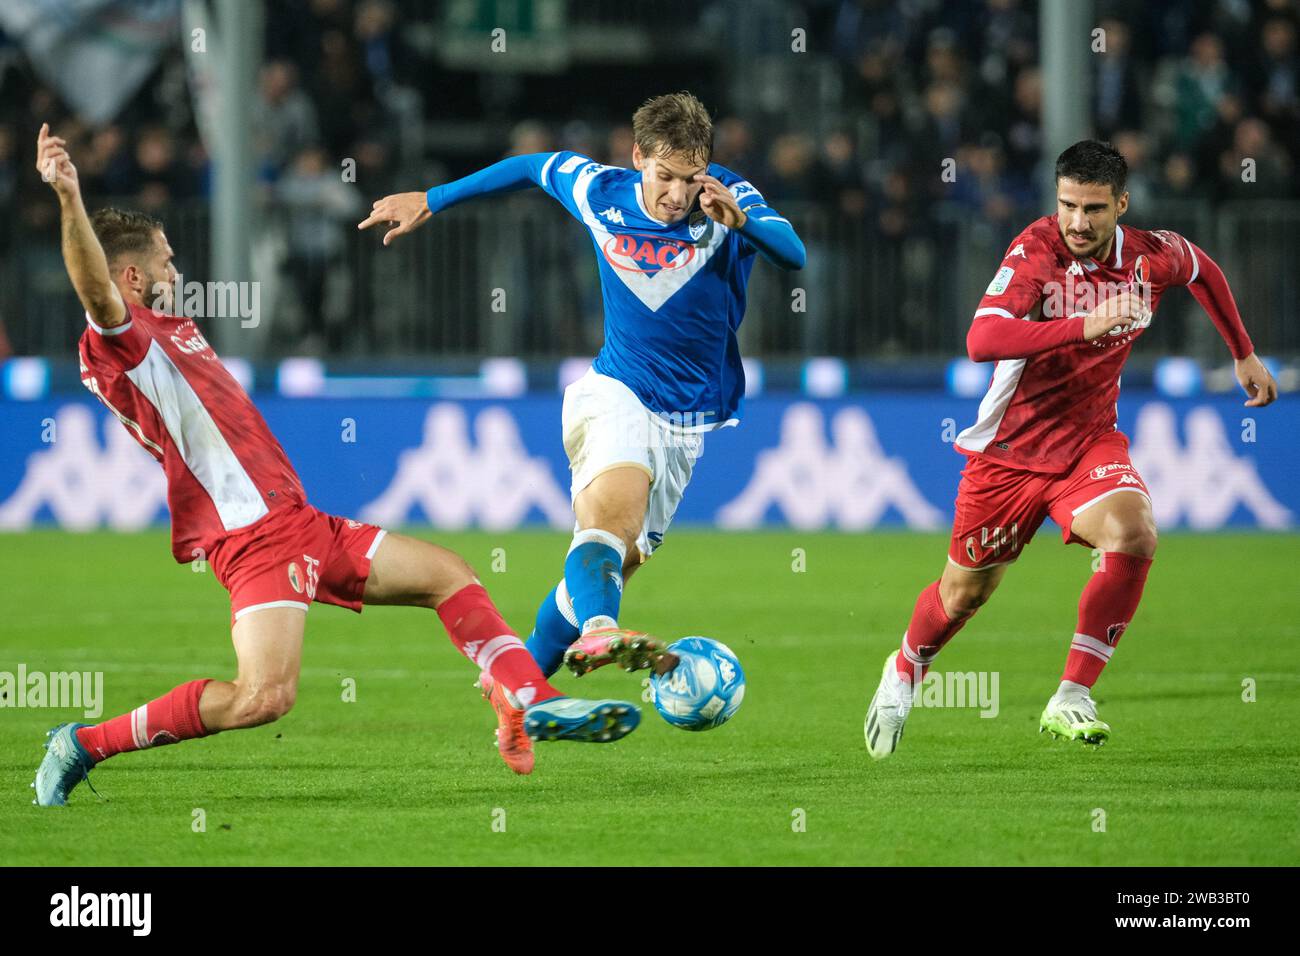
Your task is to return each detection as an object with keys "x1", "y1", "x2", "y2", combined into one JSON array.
[
  {"x1": 34, "y1": 607, "x2": 305, "y2": 806},
  {"x1": 866, "y1": 561, "x2": 1010, "y2": 759},
  {"x1": 364, "y1": 532, "x2": 640, "y2": 773},
  {"x1": 201, "y1": 606, "x2": 305, "y2": 731},
  {"x1": 1040, "y1": 491, "x2": 1156, "y2": 745}
]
